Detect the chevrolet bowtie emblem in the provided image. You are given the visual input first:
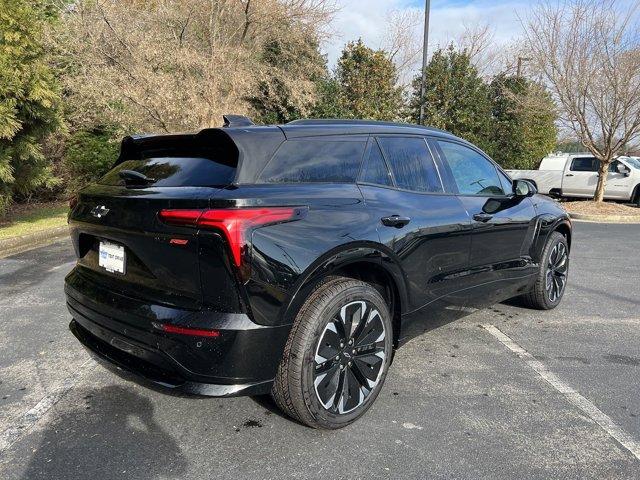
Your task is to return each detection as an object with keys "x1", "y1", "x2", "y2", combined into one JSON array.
[{"x1": 91, "y1": 205, "x2": 110, "y2": 218}]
